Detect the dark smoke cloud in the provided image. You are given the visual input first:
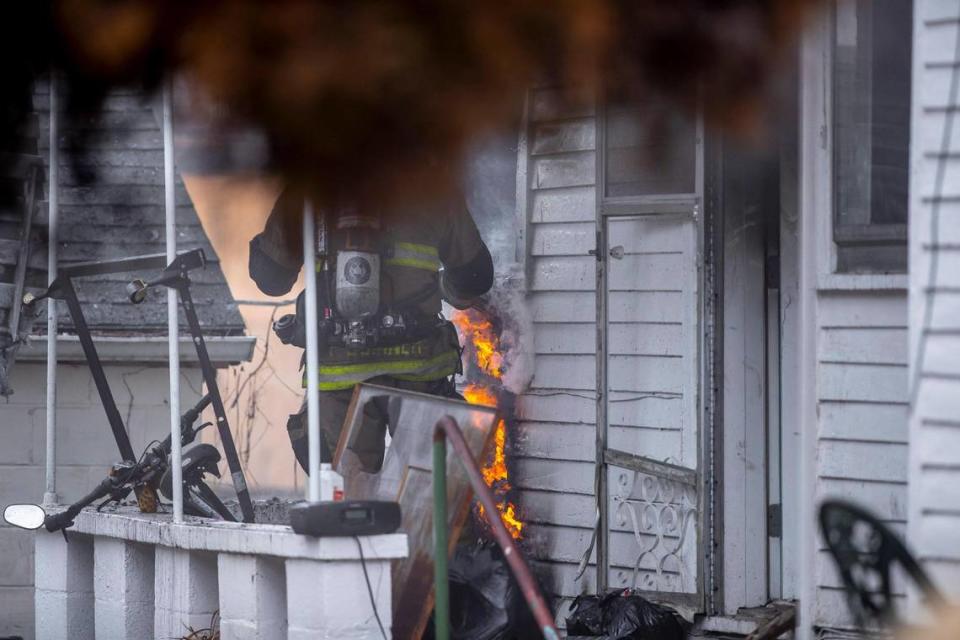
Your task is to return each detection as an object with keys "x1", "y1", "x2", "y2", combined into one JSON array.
[{"x1": 1, "y1": 0, "x2": 818, "y2": 210}]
